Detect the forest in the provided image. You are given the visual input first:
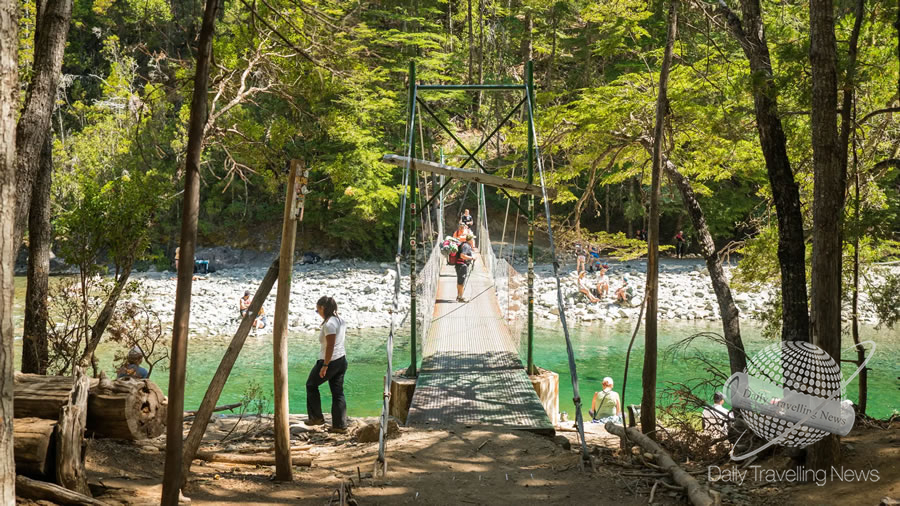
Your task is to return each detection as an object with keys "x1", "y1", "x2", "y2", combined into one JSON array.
[{"x1": 0, "y1": 0, "x2": 898, "y2": 503}]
